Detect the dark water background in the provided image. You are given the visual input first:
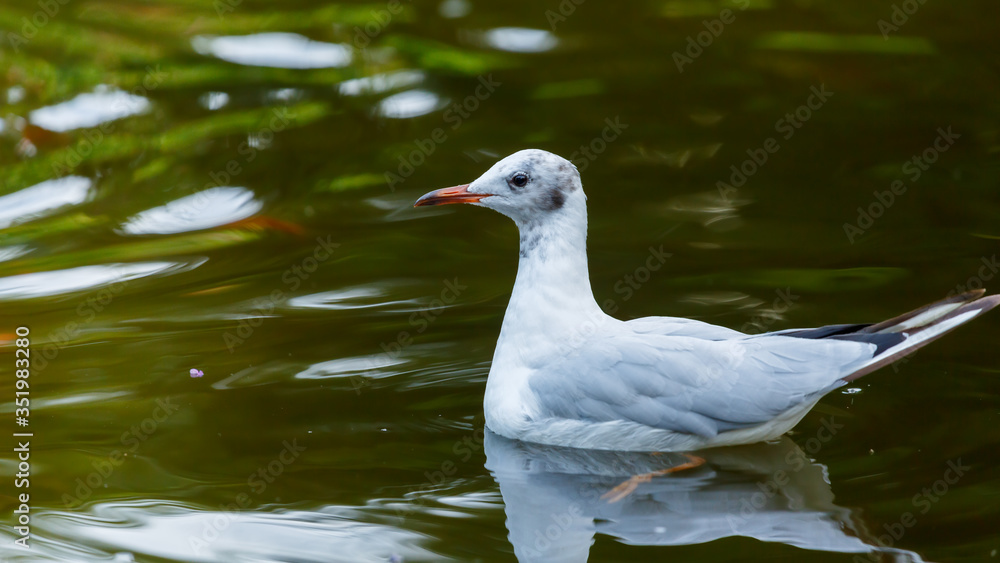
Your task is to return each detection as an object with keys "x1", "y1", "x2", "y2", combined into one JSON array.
[{"x1": 1, "y1": 0, "x2": 999, "y2": 561}]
